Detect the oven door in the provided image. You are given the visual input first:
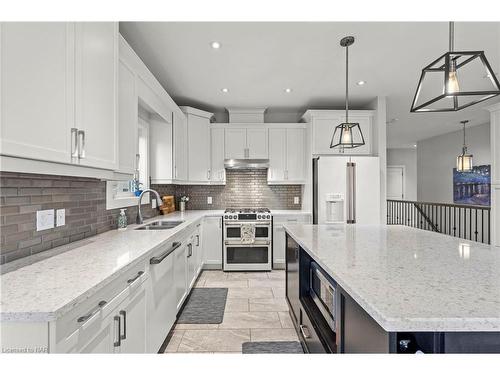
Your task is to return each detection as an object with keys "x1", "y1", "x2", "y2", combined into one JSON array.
[
  {"x1": 223, "y1": 243, "x2": 272, "y2": 271},
  {"x1": 224, "y1": 222, "x2": 271, "y2": 241}
]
